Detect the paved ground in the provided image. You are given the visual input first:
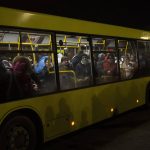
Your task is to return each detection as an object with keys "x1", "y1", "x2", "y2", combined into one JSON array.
[{"x1": 43, "y1": 106, "x2": 150, "y2": 150}]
